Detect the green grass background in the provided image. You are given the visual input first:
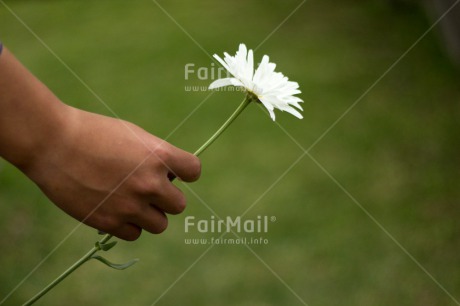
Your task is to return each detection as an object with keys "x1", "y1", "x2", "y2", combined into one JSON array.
[{"x1": 1, "y1": 0, "x2": 460, "y2": 305}]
